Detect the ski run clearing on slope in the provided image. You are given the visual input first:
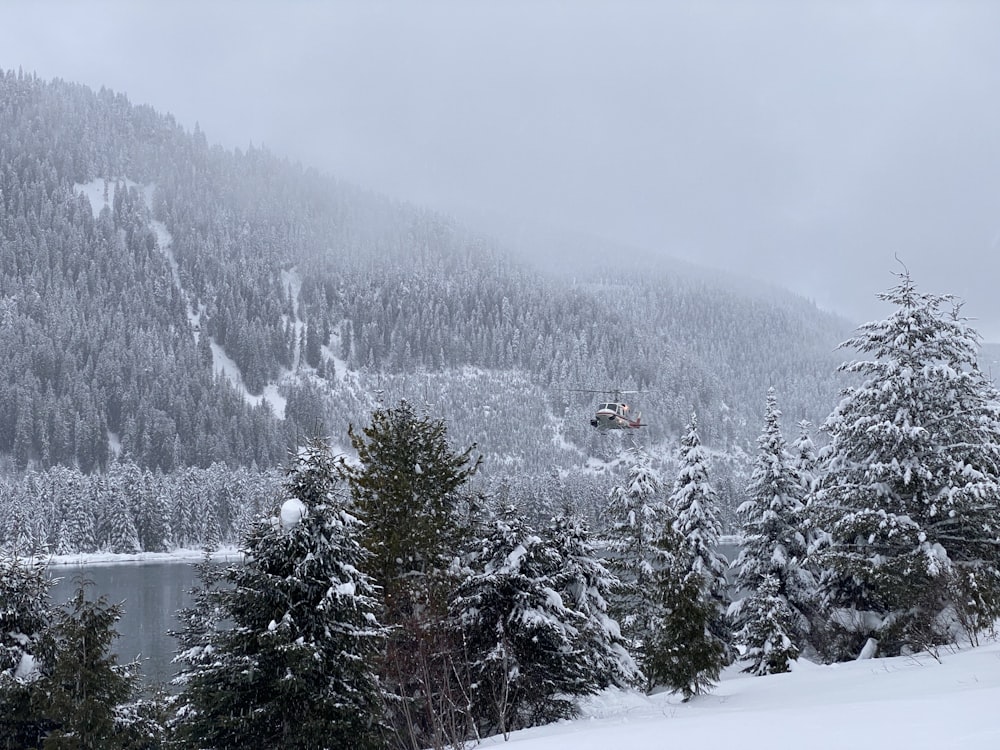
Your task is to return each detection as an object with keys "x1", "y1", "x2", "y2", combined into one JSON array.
[
  {"x1": 485, "y1": 639, "x2": 1000, "y2": 750},
  {"x1": 75, "y1": 178, "x2": 292, "y2": 419}
]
